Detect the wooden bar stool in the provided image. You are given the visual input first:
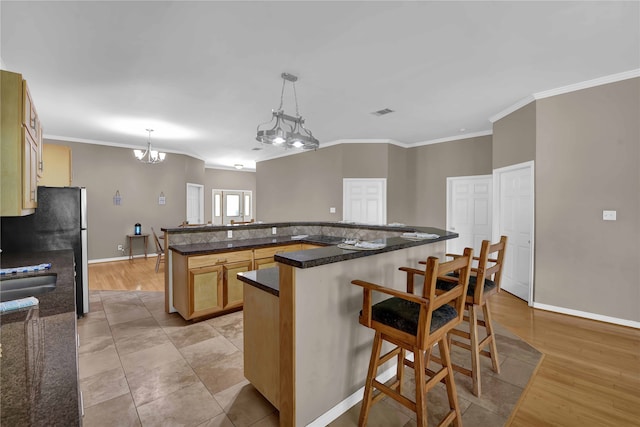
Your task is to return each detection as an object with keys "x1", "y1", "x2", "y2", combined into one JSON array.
[
  {"x1": 352, "y1": 247, "x2": 473, "y2": 427},
  {"x1": 404, "y1": 236, "x2": 507, "y2": 397}
]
